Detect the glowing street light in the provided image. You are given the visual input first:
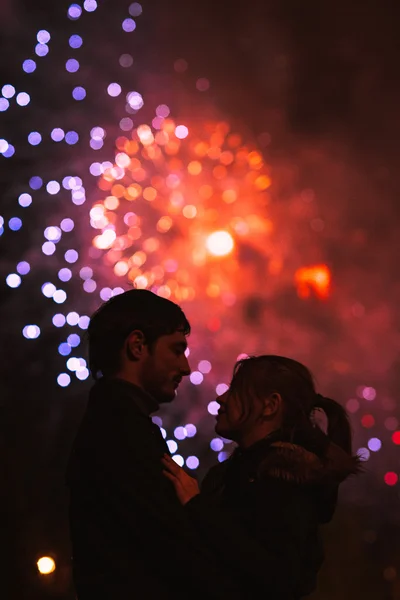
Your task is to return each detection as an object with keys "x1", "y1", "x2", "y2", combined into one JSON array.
[{"x1": 37, "y1": 556, "x2": 56, "y2": 575}]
